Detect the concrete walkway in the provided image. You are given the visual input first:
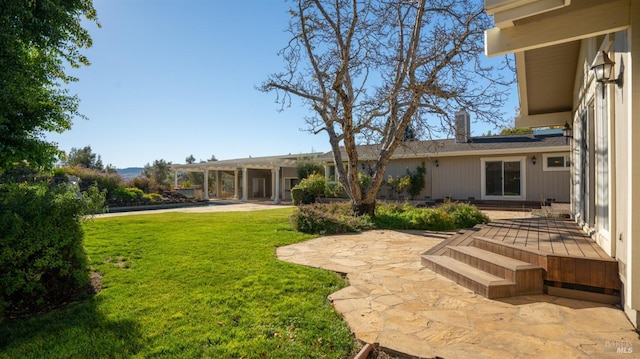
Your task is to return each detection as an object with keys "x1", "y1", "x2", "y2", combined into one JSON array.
[
  {"x1": 277, "y1": 229, "x2": 639, "y2": 358},
  {"x1": 94, "y1": 200, "x2": 292, "y2": 218}
]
